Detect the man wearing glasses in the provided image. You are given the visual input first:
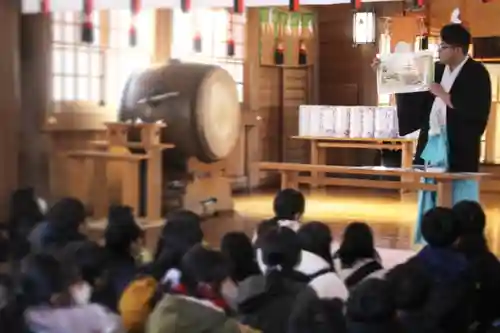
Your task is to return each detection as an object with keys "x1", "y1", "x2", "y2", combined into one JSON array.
[{"x1": 375, "y1": 24, "x2": 491, "y2": 244}]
